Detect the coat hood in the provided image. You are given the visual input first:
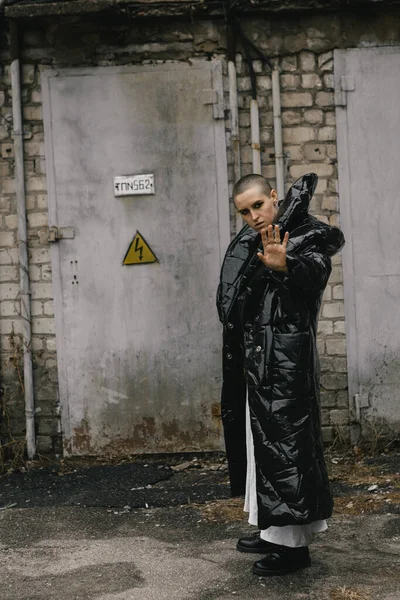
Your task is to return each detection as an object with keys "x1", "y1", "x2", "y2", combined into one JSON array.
[
  {"x1": 275, "y1": 172, "x2": 318, "y2": 229},
  {"x1": 275, "y1": 172, "x2": 344, "y2": 258}
]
